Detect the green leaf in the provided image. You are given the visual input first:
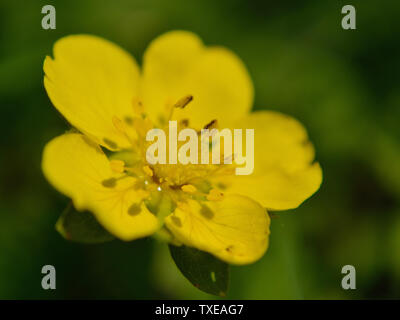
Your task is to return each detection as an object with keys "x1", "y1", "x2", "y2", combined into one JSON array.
[
  {"x1": 169, "y1": 244, "x2": 229, "y2": 296},
  {"x1": 56, "y1": 203, "x2": 114, "y2": 244}
]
